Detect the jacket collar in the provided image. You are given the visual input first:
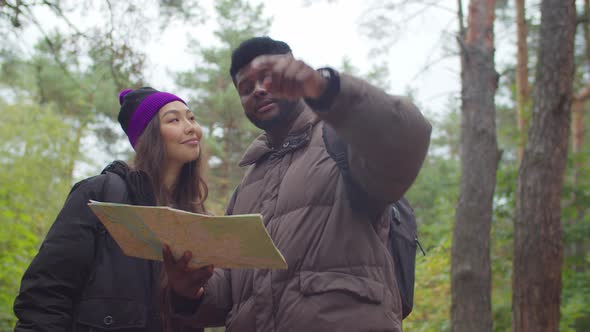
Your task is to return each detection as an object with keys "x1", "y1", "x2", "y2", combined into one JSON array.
[{"x1": 239, "y1": 107, "x2": 319, "y2": 167}]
